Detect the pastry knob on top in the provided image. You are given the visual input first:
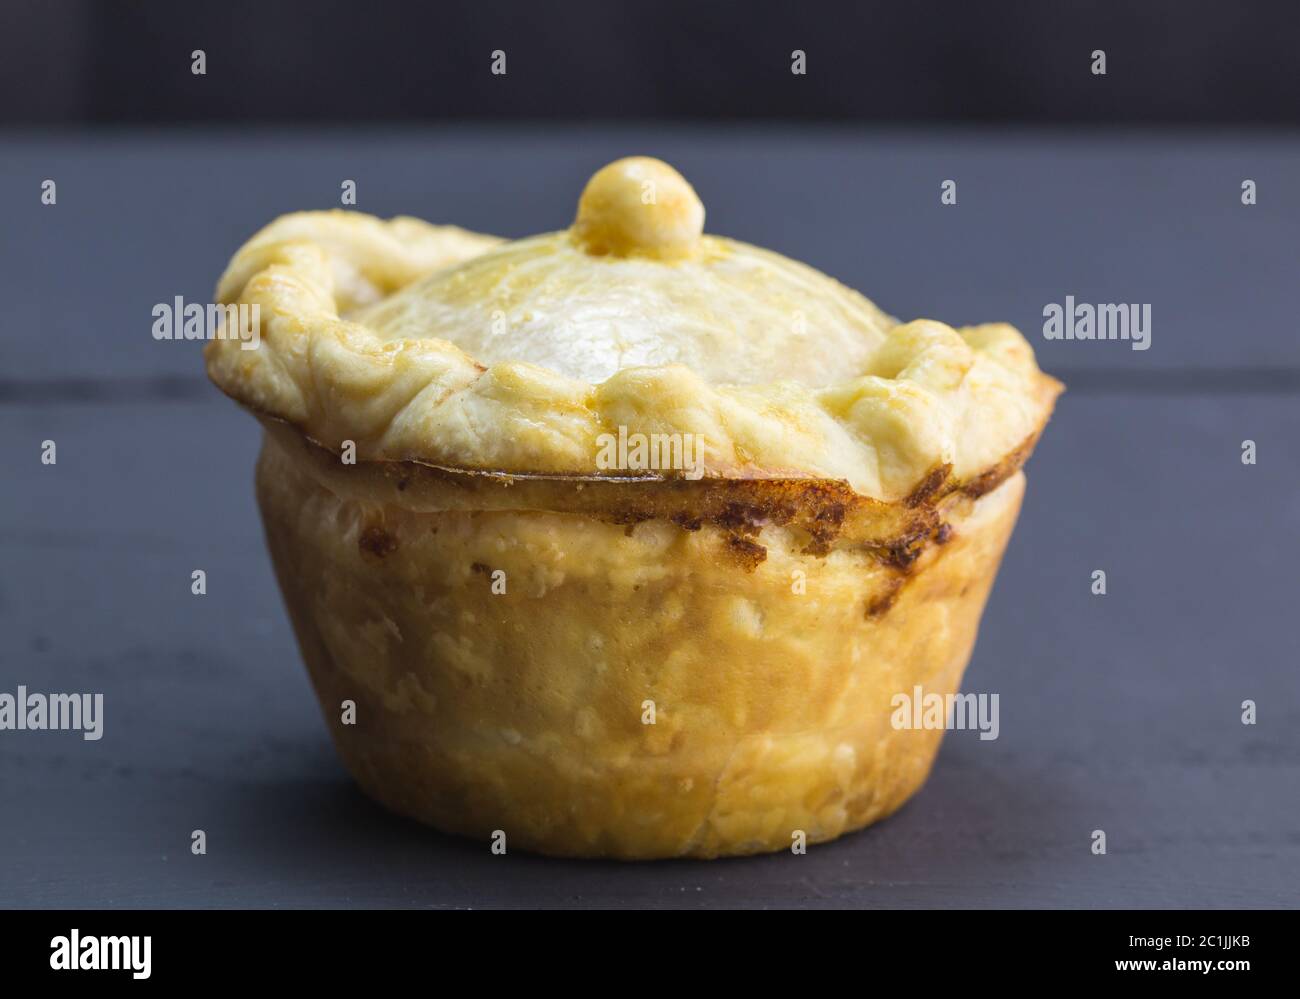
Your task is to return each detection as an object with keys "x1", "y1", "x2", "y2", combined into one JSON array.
[{"x1": 572, "y1": 157, "x2": 705, "y2": 260}]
